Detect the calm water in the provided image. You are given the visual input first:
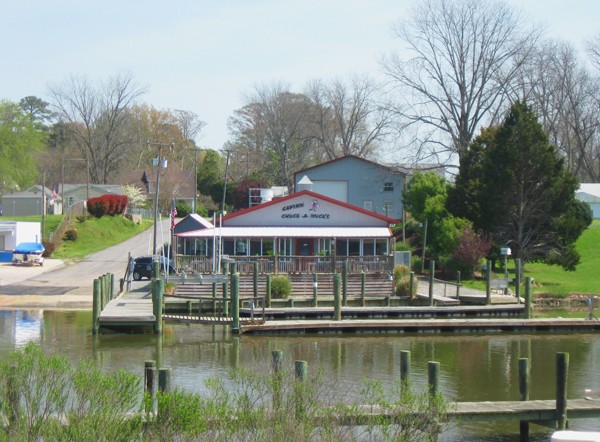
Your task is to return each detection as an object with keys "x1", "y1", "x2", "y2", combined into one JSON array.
[{"x1": 1, "y1": 309, "x2": 599, "y2": 441}]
